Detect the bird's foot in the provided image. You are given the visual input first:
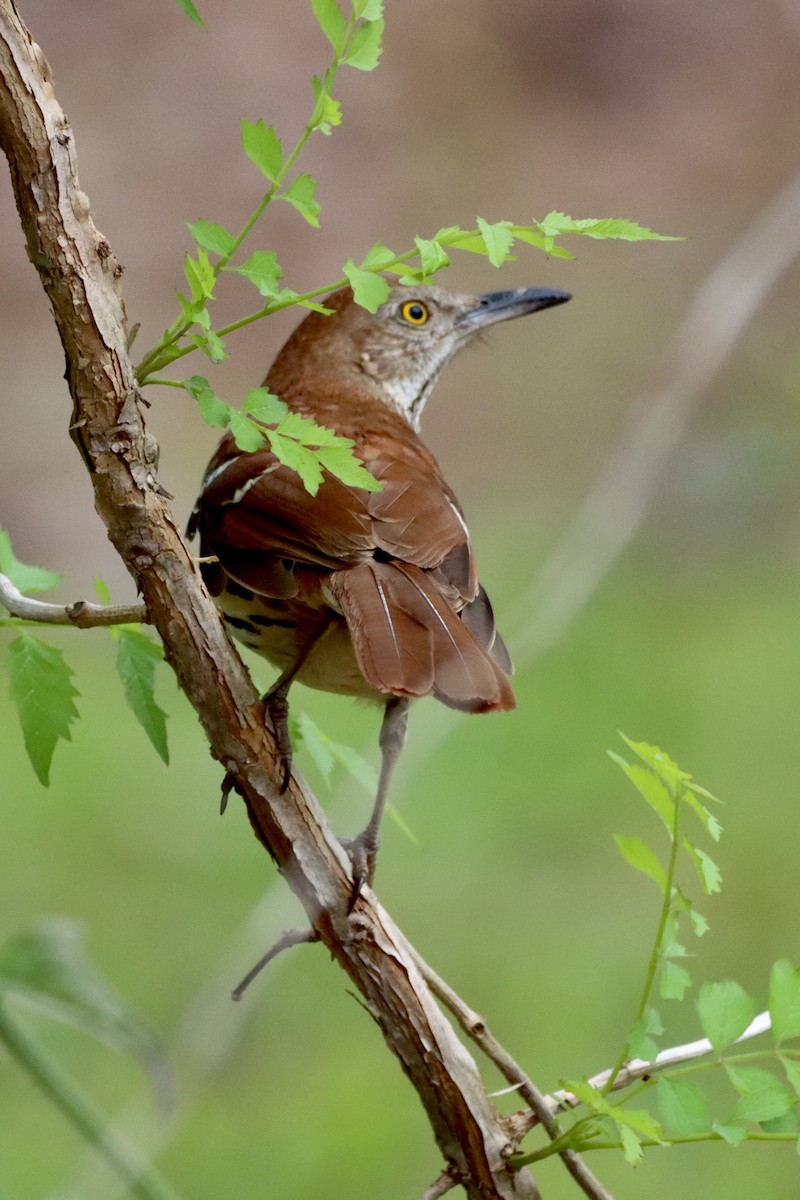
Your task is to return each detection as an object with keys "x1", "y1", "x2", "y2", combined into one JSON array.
[
  {"x1": 339, "y1": 827, "x2": 380, "y2": 912},
  {"x1": 262, "y1": 685, "x2": 292, "y2": 793}
]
